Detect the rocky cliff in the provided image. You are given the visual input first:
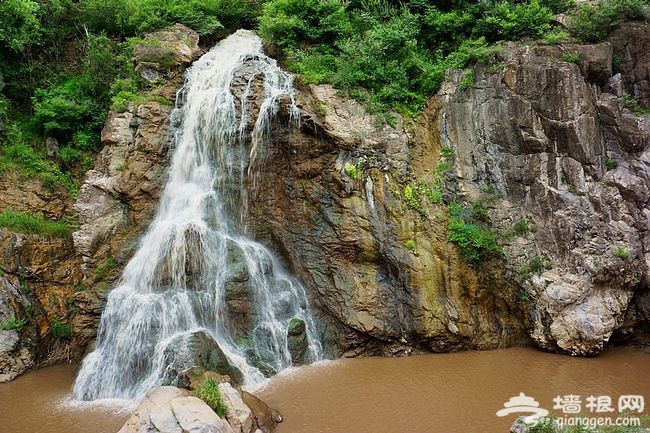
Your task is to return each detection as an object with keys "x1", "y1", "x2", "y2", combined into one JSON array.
[{"x1": 2, "y1": 22, "x2": 649, "y2": 382}]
